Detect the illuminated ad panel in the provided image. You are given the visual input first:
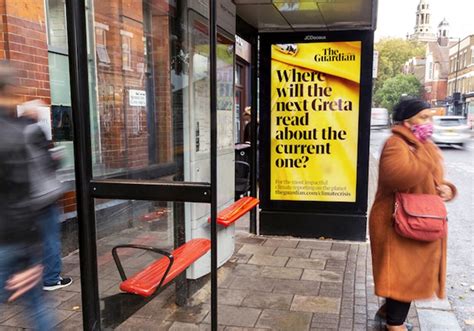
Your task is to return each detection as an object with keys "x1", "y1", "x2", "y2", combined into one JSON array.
[{"x1": 270, "y1": 41, "x2": 361, "y2": 202}]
